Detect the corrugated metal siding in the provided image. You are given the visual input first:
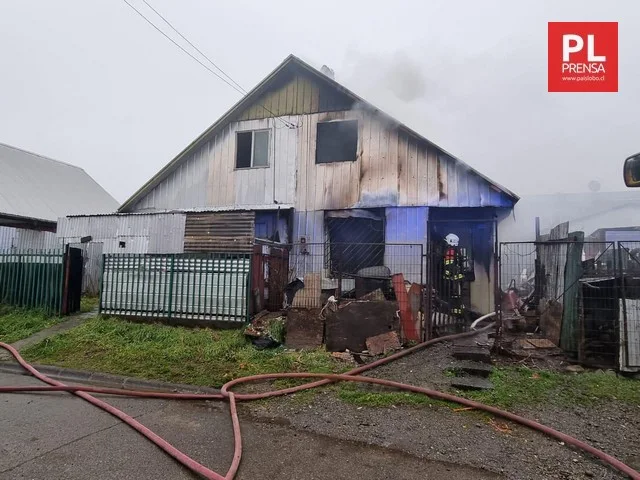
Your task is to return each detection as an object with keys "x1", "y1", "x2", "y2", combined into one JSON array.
[
  {"x1": 131, "y1": 117, "x2": 299, "y2": 213},
  {"x1": 236, "y1": 72, "x2": 354, "y2": 121},
  {"x1": 384, "y1": 207, "x2": 429, "y2": 285},
  {"x1": 184, "y1": 212, "x2": 255, "y2": 253},
  {"x1": 57, "y1": 213, "x2": 186, "y2": 254},
  {"x1": 0, "y1": 226, "x2": 60, "y2": 250},
  {"x1": 292, "y1": 211, "x2": 325, "y2": 243},
  {"x1": 385, "y1": 207, "x2": 429, "y2": 243}
]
